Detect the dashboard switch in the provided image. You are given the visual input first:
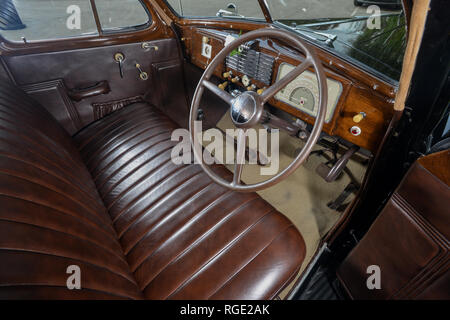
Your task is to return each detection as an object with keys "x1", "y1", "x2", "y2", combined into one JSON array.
[
  {"x1": 223, "y1": 71, "x2": 232, "y2": 78},
  {"x1": 218, "y1": 81, "x2": 228, "y2": 90},
  {"x1": 257, "y1": 88, "x2": 266, "y2": 95},
  {"x1": 353, "y1": 112, "x2": 366, "y2": 123},
  {"x1": 231, "y1": 76, "x2": 240, "y2": 84},
  {"x1": 350, "y1": 126, "x2": 362, "y2": 136},
  {"x1": 247, "y1": 84, "x2": 256, "y2": 91}
]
